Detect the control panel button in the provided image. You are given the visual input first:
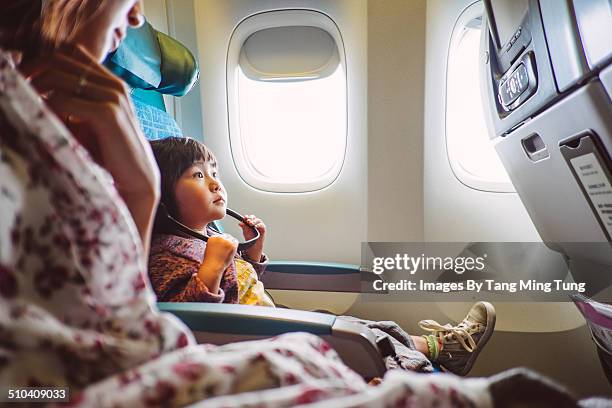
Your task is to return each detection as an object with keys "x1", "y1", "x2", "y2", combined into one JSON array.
[{"x1": 498, "y1": 63, "x2": 529, "y2": 107}]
